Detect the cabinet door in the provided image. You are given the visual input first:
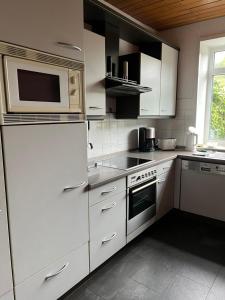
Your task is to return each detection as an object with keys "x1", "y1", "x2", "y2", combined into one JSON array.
[
  {"x1": 157, "y1": 167, "x2": 175, "y2": 219},
  {"x1": 160, "y1": 44, "x2": 178, "y2": 116},
  {"x1": 140, "y1": 53, "x2": 161, "y2": 116},
  {"x1": 2, "y1": 123, "x2": 88, "y2": 285},
  {"x1": 0, "y1": 136, "x2": 13, "y2": 298},
  {"x1": 0, "y1": 291, "x2": 14, "y2": 300},
  {"x1": 0, "y1": 0, "x2": 84, "y2": 61},
  {"x1": 84, "y1": 29, "x2": 106, "y2": 117}
]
